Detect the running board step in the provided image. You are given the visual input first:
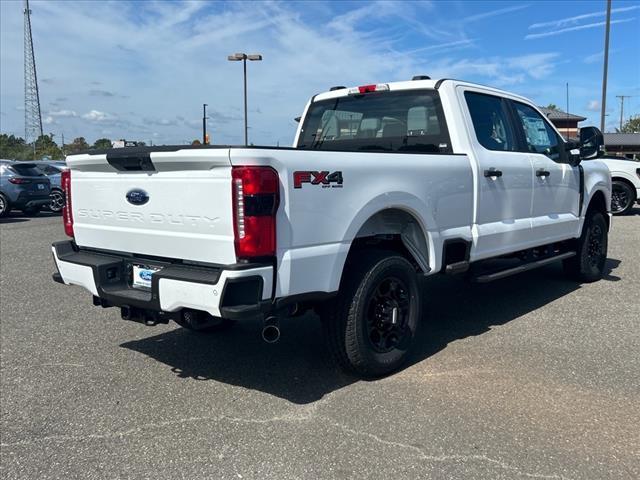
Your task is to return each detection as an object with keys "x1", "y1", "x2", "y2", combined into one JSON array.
[
  {"x1": 473, "y1": 251, "x2": 576, "y2": 283},
  {"x1": 445, "y1": 261, "x2": 470, "y2": 274}
]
